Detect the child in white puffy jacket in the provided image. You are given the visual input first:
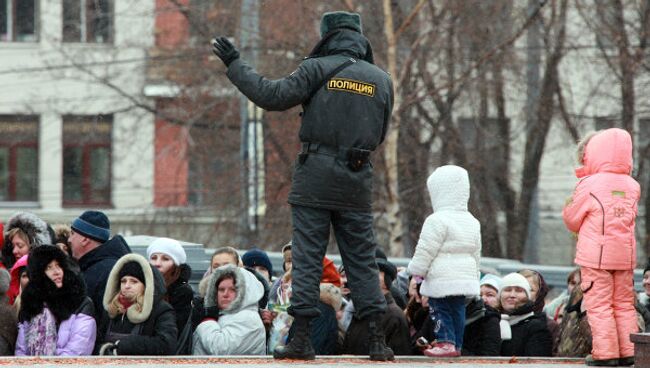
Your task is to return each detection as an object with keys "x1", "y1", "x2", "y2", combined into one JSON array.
[{"x1": 407, "y1": 165, "x2": 481, "y2": 357}]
